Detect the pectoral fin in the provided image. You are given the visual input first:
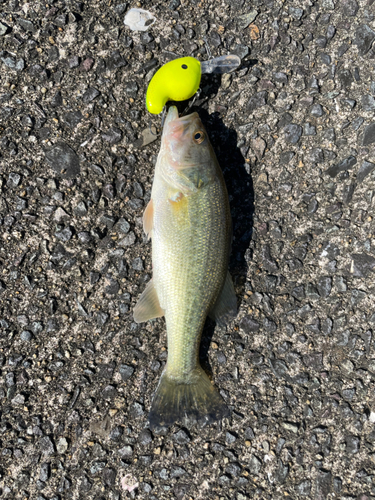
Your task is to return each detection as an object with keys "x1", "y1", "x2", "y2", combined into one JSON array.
[
  {"x1": 209, "y1": 272, "x2": 237, "y2": 327},
  {"x1": 143, "y1": 200, "x2": 154, "y2": 239},
  {"x1": 133, "y1": 280, "x2": 164, "y2": 323}
]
